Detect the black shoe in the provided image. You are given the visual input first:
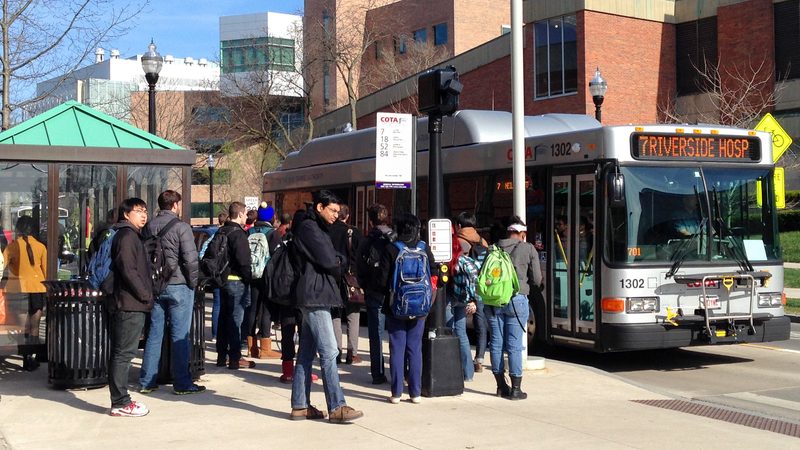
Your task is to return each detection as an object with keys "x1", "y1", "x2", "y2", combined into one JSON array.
[
  {"x1": 371, "y1": 375, "x2": 388, "y2": 385},
  {"x1": 508, "y1": 376, "x2": 527, "y2": 400},
  {"x1": 494, "y1": 373, "x2": 511, "y2": 397},
  {"x1": 22, "y1": 355, "x2": 39, "y2": 372},
  {"x1": 216, "y1": 357, "x2": 227, "y2": 367},
  {"x1": 174, "y1": 384, "x2": 207, "y2": 395}
]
